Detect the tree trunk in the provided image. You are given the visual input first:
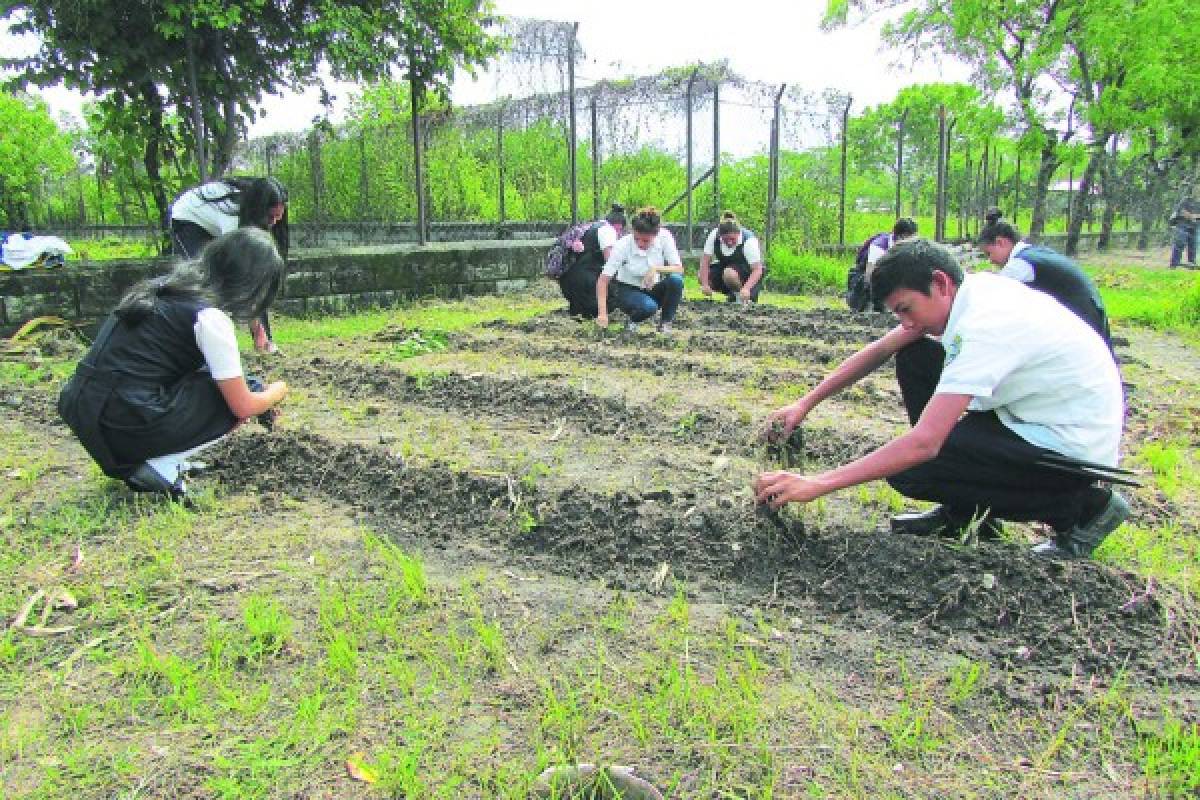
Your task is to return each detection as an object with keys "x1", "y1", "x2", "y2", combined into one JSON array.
[
  {"x1": 209, "y1": 31, "x2": 240, "y2": 176},
  {"x1": 1097, "y1": 149, "x2": 1118, "y2": 251},
  {"x1": 1065, "y1": 138, "x2": 1109, "y2": 255},
  {"x1": 185, "y1": 26, "x2": 208, "y2": 183},
  {"x1": 1029, "y1": 142, "x2": 1059, "y2": 238},
  {"x1": 1136, "y1": 162, "x2": 1167, "y2": 250},
  {"x1": 139, "y1": 81, "x2": 172, "y2": 250}
]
